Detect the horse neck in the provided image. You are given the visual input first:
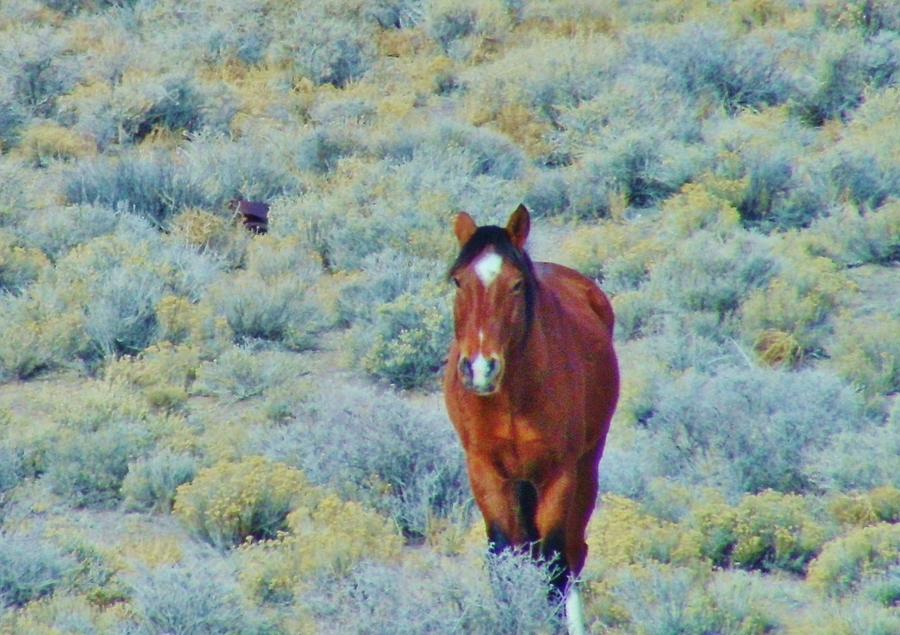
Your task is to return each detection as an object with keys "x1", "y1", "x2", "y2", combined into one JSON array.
[{"x1": 501, "y1": 284, "x2": 555, "y2": 406}]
